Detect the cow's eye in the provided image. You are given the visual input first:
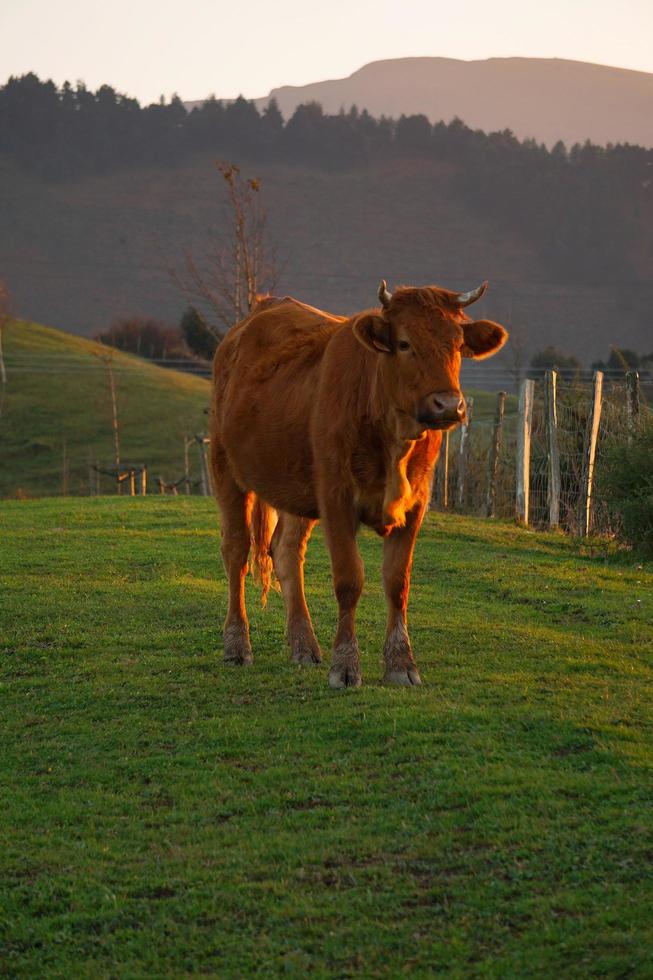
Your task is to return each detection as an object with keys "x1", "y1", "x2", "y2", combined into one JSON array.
[{"x1": 398, "y1": 340, "x2": 411, "y2": 352}]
